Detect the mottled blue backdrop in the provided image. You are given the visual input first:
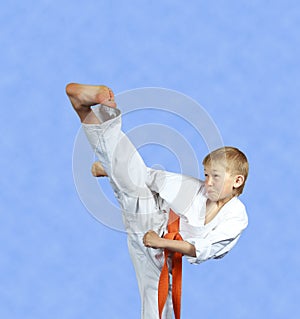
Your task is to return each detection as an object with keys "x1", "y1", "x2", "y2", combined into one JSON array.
[{"x1": 0, "y1": 1, "x2": 299, "y2": 318}]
